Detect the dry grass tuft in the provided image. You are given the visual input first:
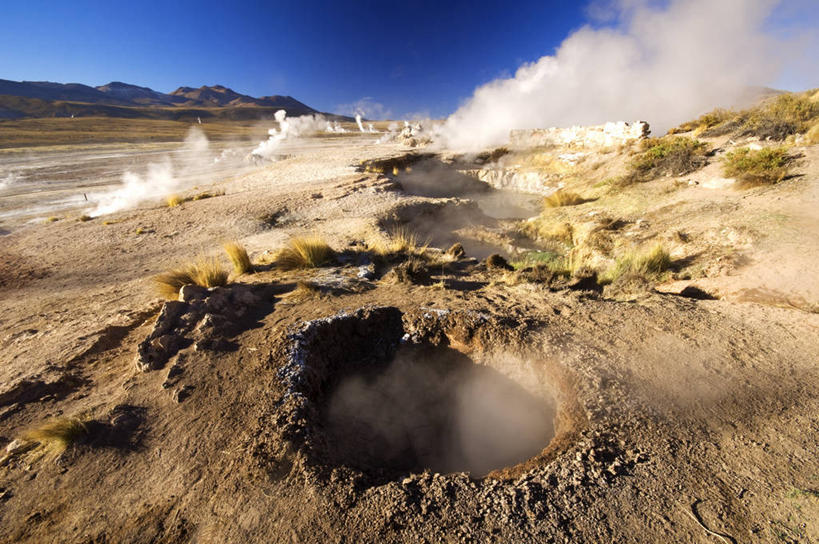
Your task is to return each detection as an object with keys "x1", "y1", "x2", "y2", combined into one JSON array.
[
  {"x1": 274, "y1": 236, "x2": 335, "y2": 270},
  {"x1": 223, "y1": 241, "x2": 254, "y2": 275},
  {"x1": 77, "y1": 214, "x2": 92, "y2": 222},
  {"x1": 722, "y1": 147, "x2": 790, "y2": 187},
  {"x1": 154, "y1": 267, "x2": 196, "y2": 299},
  {"x1": 153, "y1": 257, "x2": 229, "y2": 299},
  {"x1": 370, "y1": 226, "x2": 429, "y2": 258},
  {"x1": 287, "y1": 280, "x2": 321, "y2": 301},
  {"x1": 192, "y1": 190, "x2": 224, "y2": 201},
  {"x1": 544, "y1": 190, "x2": 587, "y2": 208},
  {"x1": 24, "y1": 417, "x2": 89, "y2": 453},
  {"x1": 46, "y1": 216, "x2": 60, "y2": 223},
  {"x1": 805, "y1": 121, "x2": 819, "y2": 145},
  {"x1": 166, "y1": 194, "x2": 184, "y2": 207},
  {"x1": 190, "y1": 257, "x2": 230, "y2": 287},
  {"x1": 600, "y1": 244, "x2": 671, "y2": 285}
]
